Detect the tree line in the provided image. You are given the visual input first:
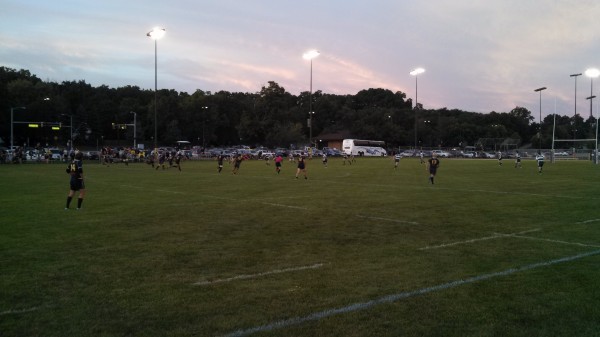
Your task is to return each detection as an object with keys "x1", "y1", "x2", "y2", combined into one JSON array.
[{"x1": 1, "y1": 66, "x2": 596, "y2": 150}]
